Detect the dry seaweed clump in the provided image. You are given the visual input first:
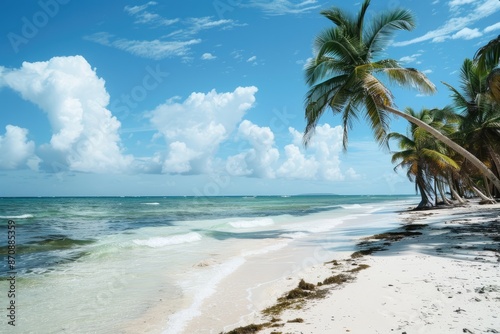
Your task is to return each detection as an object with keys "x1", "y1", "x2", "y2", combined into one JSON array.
[
  {"x1": 347, "y1": 264, "x2": 370, "y2": 273},
  {"x1": 298, "y1": 279, "x2": 315, "y2": 290},
  {"x1": 263, "y1": 279, "x2": 318, "y2": 316},
  {"x1": 222, "y1": 323, "x2": 266, "y2": 334},
  {"x1": 351, "y1": 246, "x2": 384, "y2": 259},
  {"x1": 370, "y1": 231, "x2": 422, "y2": 241},
  {"x1": 287, "y1": 318, "x2": 304, "y2": 323},
  {"x1": 403, "y1": 223, "x2": 428, "y2": 231},
  {"x1": 321, "y1": 273, "x2": 351, "y2": 285}
]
